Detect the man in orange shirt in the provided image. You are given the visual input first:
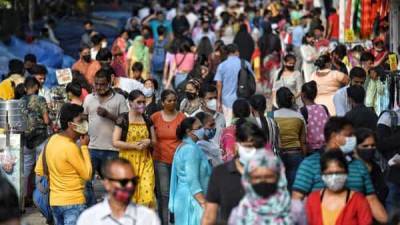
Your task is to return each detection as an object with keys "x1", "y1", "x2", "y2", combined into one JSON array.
[
  {"x1": 72, "y1": 46, "x2": 93, "y2": 79},
  {"x1": 86, "y1": 48, "x2": 112, "y2": 85}
]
